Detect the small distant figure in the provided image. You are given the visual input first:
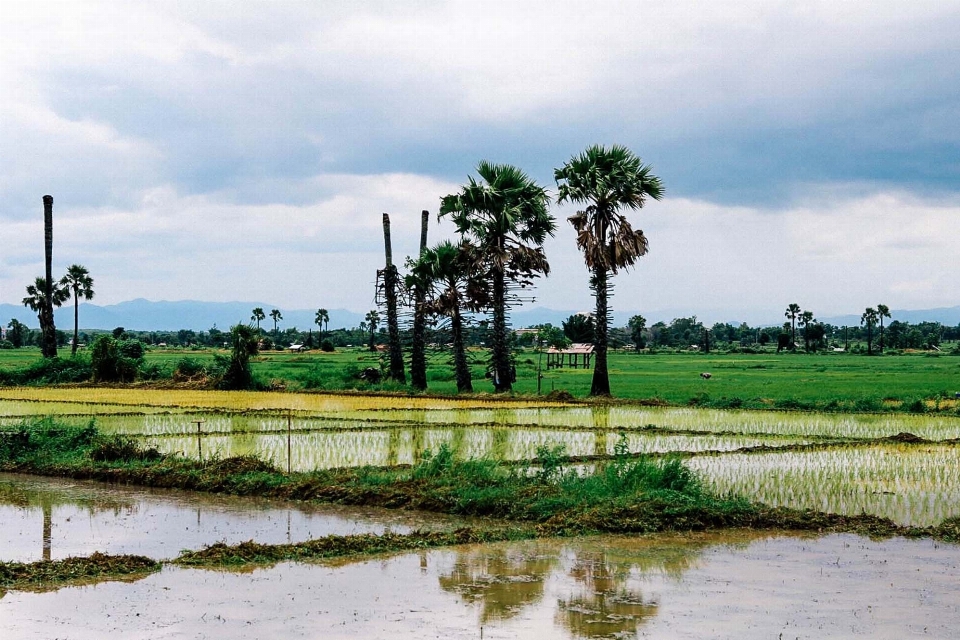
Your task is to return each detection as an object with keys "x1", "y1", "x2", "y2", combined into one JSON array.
[{"x1": 700, "y1": 372, "x2": 712, "y2": 380}]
